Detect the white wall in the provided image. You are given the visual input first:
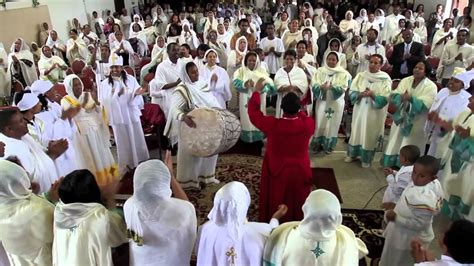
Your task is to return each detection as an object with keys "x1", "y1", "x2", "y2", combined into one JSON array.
[{"x1": 1, "y1": 0, "x2": 116, "y2": 42}]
